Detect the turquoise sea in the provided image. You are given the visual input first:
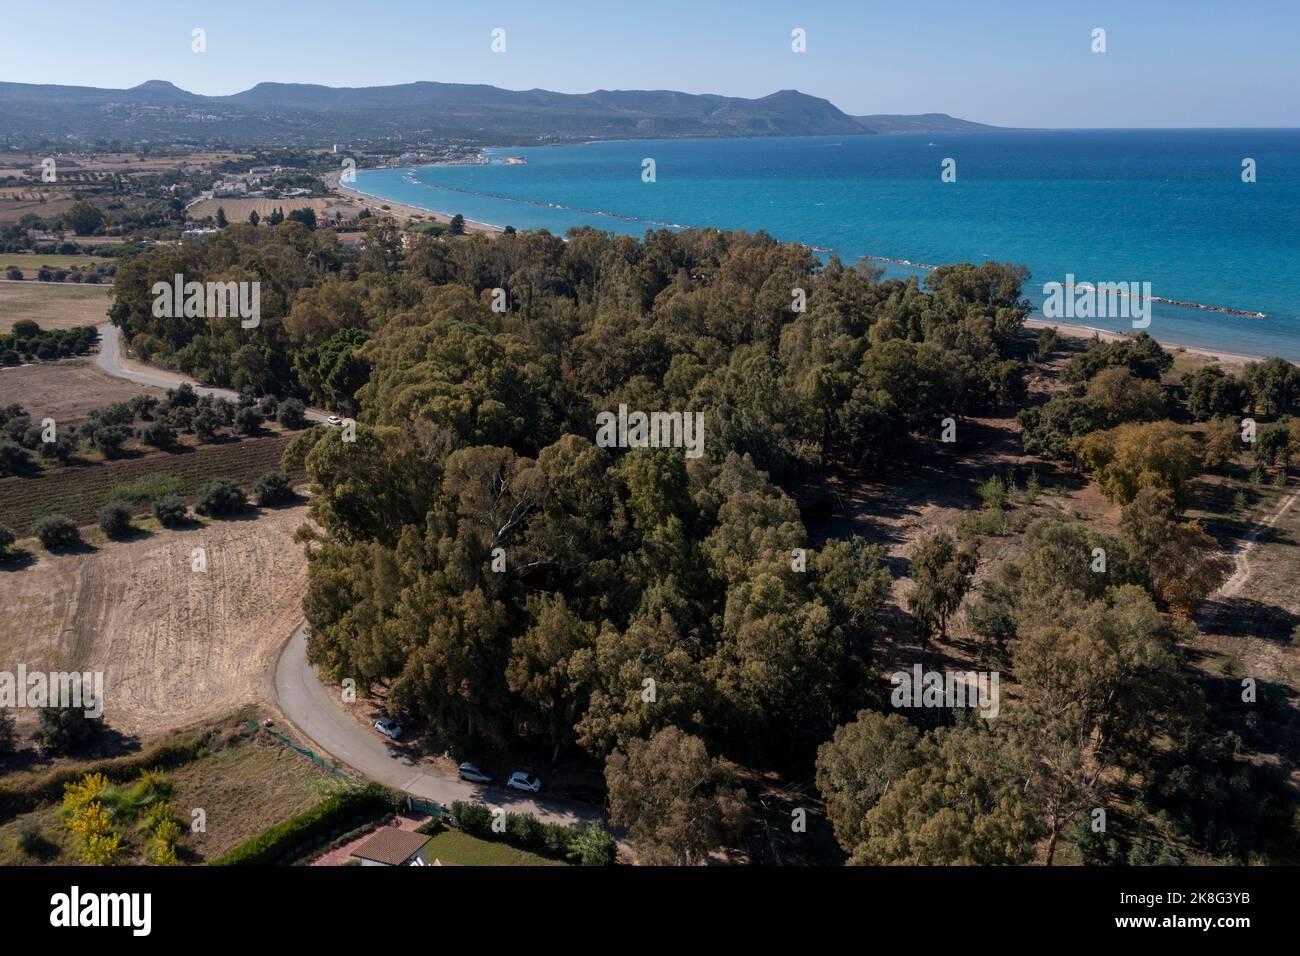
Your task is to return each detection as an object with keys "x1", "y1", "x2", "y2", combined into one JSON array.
[{"x1": 354, "y1": 130, "x2": 1300, "y2": 360}]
